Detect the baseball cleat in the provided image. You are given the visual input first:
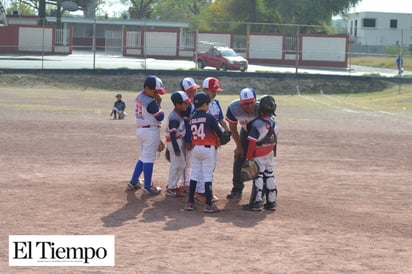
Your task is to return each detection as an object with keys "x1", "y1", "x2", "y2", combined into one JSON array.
[
  {"x1": 242, "y1": 201, "x2": 262, "y2": 211},
  {"x1": 143, "y1": 186, "x2": 161, "y2": 195},
  {"x1": 264, "y1": 202, "x2": 277, "y2": 211},
  {"x1": 166, "y1": 187, "x2": 185, "y2": 197},
  {"x1": 226, "y1": 191, "x2": 242, "y2": 200},
  {"x1": 126, "y1": 181, "x2": 143, "y2": 191},
  {"x1": 184, "y1": 202, "x2": 195, "y2": 211},
  {"x1": 204, "y1": 204, "x2": 222, "y2": 213}
]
